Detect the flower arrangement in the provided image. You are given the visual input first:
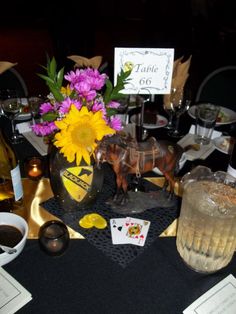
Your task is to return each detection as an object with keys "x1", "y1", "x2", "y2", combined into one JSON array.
[{"x1": 32, "y1": 56, "x2": 131, "y2": 166}]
